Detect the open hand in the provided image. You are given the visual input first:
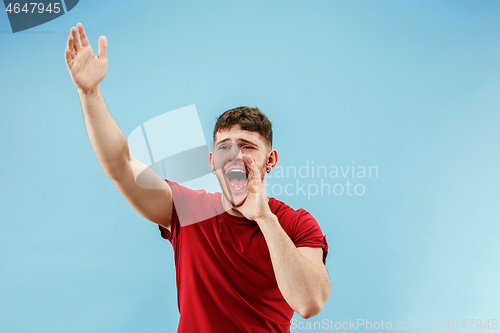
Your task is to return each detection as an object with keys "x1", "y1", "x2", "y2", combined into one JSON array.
[{"x1": 64, "y1": 23, "x2": 107, "y2": 94}]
